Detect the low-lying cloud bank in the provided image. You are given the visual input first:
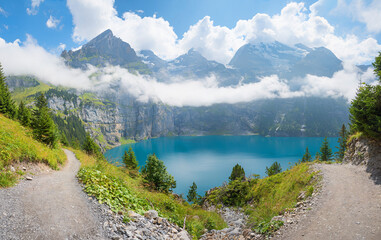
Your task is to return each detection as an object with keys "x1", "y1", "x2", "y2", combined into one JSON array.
[{"x1": 0, "y1": 36, "x2": 376, "y2": 107}]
